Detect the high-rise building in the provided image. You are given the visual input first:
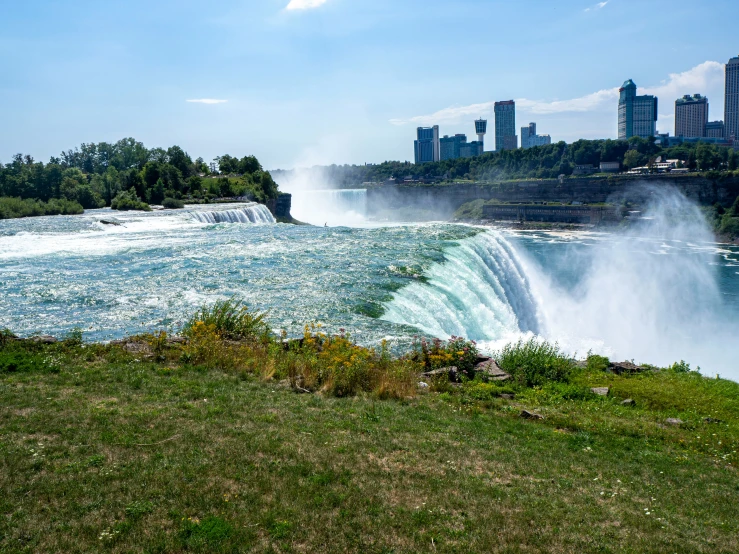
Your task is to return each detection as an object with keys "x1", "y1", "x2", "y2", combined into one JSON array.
[
  {"x1": 675, "y1": 94, "x2": 708, "y2": 138},
  {"x1": 725, "y1": 55, "x2": 739, "y2": 140},
  {"x1": 494, "y1": 101, "x2": 517, "y2": 151},
  {"x1": 520, "y1": 122, "x2": 552, "y2": 149},
  {"x1": 440, "y1": 134, "x2": 467, "y2": 161},
  {"x1": 459, "y1": 141, "x2": 483, "y2": 159},
  {"x1": 618, "y1": 79, "x2": 658, "y2": 139},
  {"x1": 414, "y1": 125, "x2": 440, "y2": 164},
  {"x1": 706, "y1": 121, "x2": 725, "y2": 138}
]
